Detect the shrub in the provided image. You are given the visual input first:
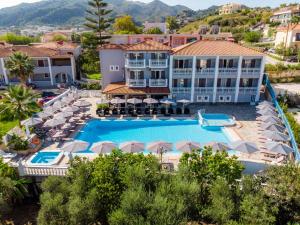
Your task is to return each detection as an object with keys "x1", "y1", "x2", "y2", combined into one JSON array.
[
  {"x1": 97, "y1": 103, "x2": 109, "y2": 110},
  {"x1": 7, "y1": 134, "x2": 29, "y2": 151},
  {"x1": 80, "y1": 82, "x2": 101, "y2": 90}
]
